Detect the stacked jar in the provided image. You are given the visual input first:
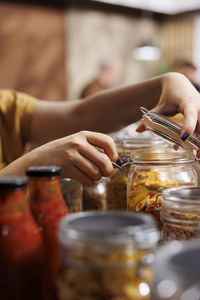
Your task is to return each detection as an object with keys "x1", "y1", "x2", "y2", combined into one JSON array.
[
  {"x1": 56, "y1": 211, "x2": 160, "y2": 300},
  {"x1": 107, "y1": 131, "x2": 166, "y2": 210},
  {"x1": 127, "y1": 148, "x2": 198, "y2": 226}
]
